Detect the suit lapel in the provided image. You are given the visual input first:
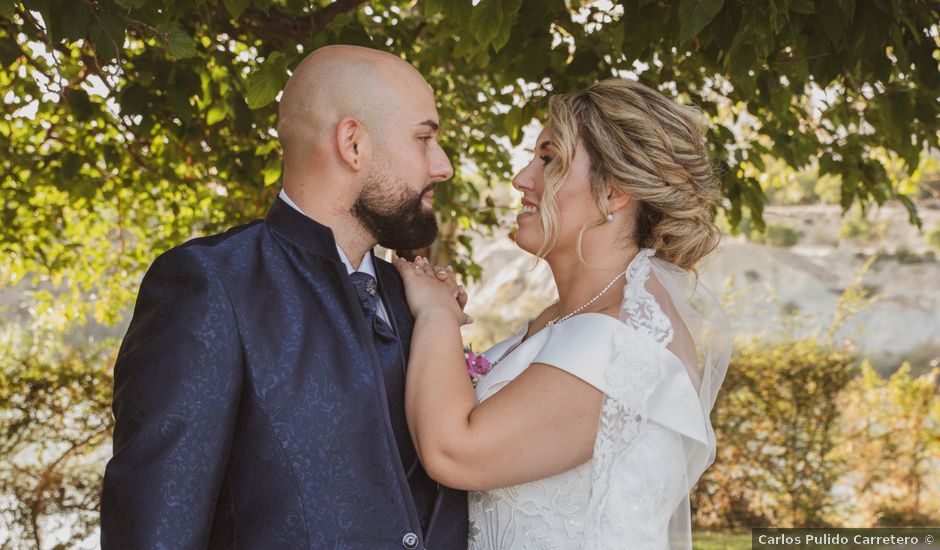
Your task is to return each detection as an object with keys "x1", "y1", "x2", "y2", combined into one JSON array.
[{"x1": 373, "y1": 254, "x2": 415, "y2": 360}]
